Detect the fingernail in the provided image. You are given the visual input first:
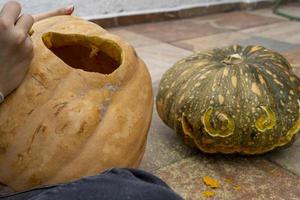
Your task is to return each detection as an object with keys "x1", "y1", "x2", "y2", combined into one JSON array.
[{"x1": 65, "y1": 4, "x2": 74, "y2": 14}]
